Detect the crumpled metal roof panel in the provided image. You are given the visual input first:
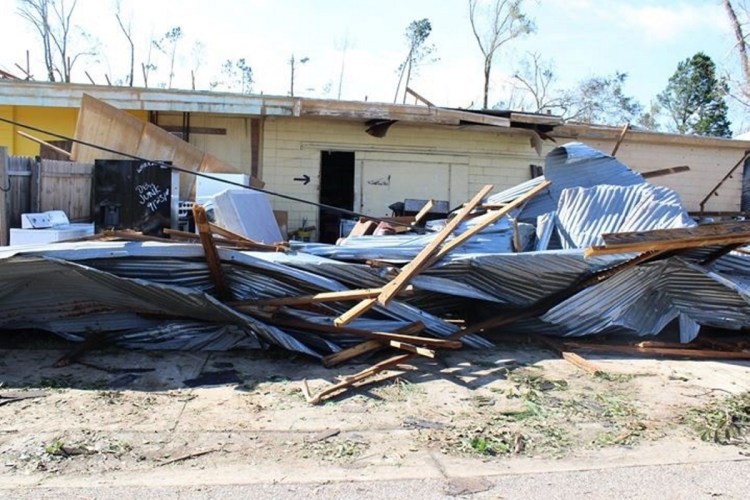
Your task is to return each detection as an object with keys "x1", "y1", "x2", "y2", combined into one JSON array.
[{"x1": 555, "y1": 184, "x2": 696, "y2": 249}]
